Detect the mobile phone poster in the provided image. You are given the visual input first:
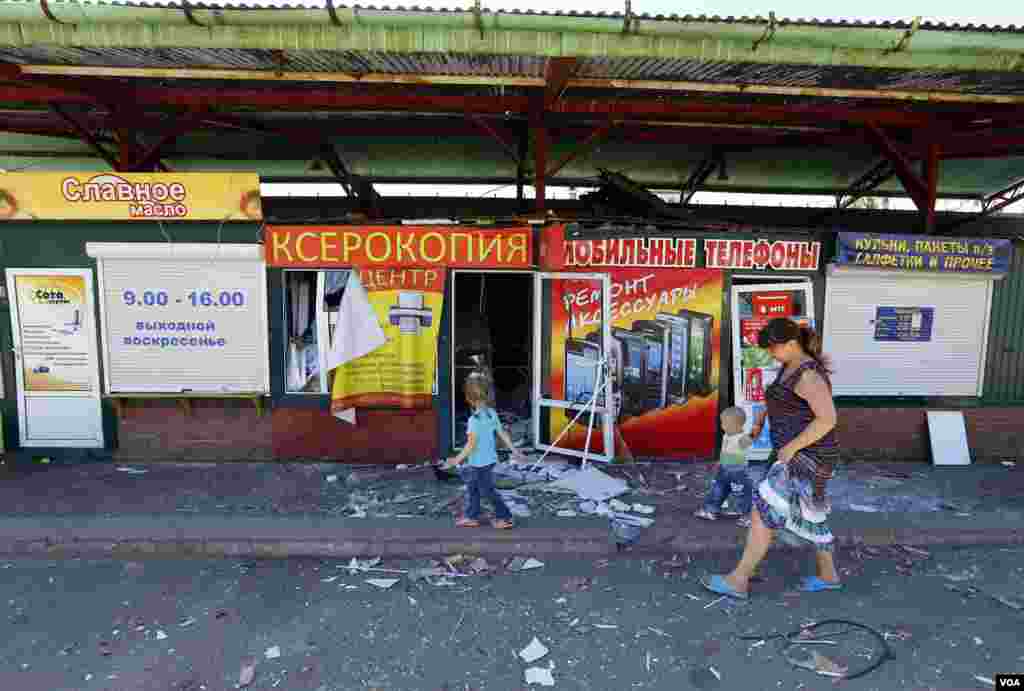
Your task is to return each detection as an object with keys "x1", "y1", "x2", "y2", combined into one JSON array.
[{"x1": 546, "y1": 268, "x2": 723, "y2": 460}]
